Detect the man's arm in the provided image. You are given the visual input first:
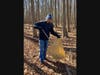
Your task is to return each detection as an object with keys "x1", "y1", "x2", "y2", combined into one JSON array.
[
  {"x1": 33, "y1": 22, "x2": 42, "y2": 29},
  {"x1": 50, "y1": 24, "x2": 60, "y2": 38}
]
